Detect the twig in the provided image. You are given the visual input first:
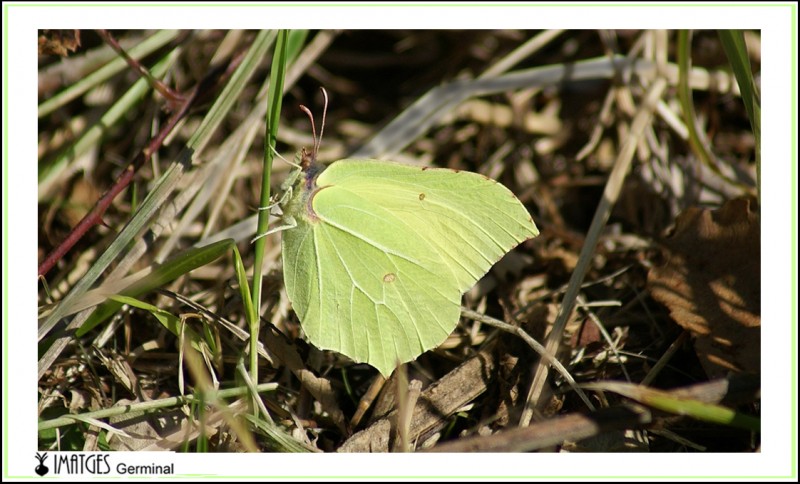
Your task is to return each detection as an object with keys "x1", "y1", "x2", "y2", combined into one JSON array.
[
  {"x1": 460, "y1": 308, "x2": 595, "y2": 411},
  {"x1": 338, "y1": 348, "x2": 495, "y2": 452},
  {"x1": 427, "y1": 404, "x2": 651, "y2": 452},
  {"x1": 96, "y1": 29, "x2": 185, "y2": 108}
]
